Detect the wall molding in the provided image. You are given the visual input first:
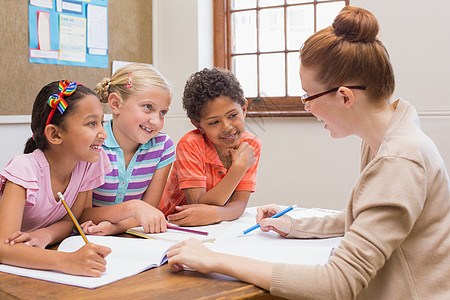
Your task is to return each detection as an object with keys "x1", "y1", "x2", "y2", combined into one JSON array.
[
  {"x1": 0, "y1": 113, "x2": 189, "y2": 125},
  {"x1": 0, "y1": 114, "x2": 114, "y2": 125},
  {"x1": 0, "y1": 115, "x2": 31, "y2": 124},
  {"x1": 418, "y1": 111, "x2": 450, "y2": 117},
  {"x1": 2, "y1": 110, "x2": 450, "y2": 125}
]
